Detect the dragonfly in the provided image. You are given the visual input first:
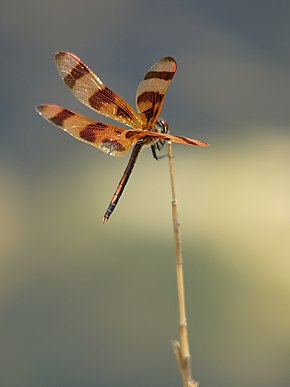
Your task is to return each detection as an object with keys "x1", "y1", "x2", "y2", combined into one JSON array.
[{"x1": 36, "y1": 52, "x2": 208, "y2": 223}]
